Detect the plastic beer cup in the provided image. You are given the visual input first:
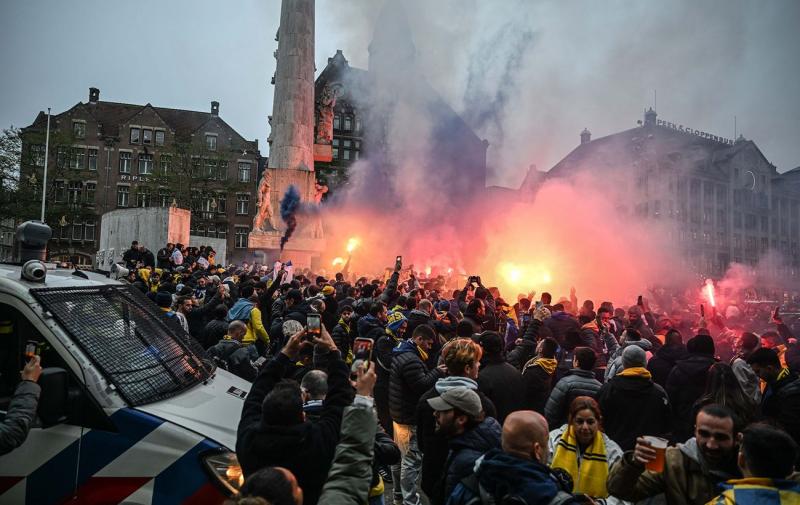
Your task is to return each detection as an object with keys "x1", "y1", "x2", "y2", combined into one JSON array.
[{"x1": 643, "y1": 436, "x2": 668, "y2": 472}]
